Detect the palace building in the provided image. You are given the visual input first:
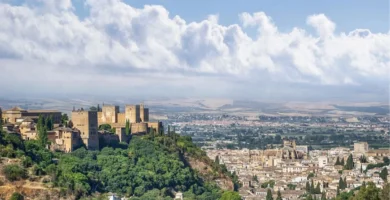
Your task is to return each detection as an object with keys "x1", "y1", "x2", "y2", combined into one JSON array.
[{"x1": 2, "y1": 106, "x2": 61, "y2": 124}]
